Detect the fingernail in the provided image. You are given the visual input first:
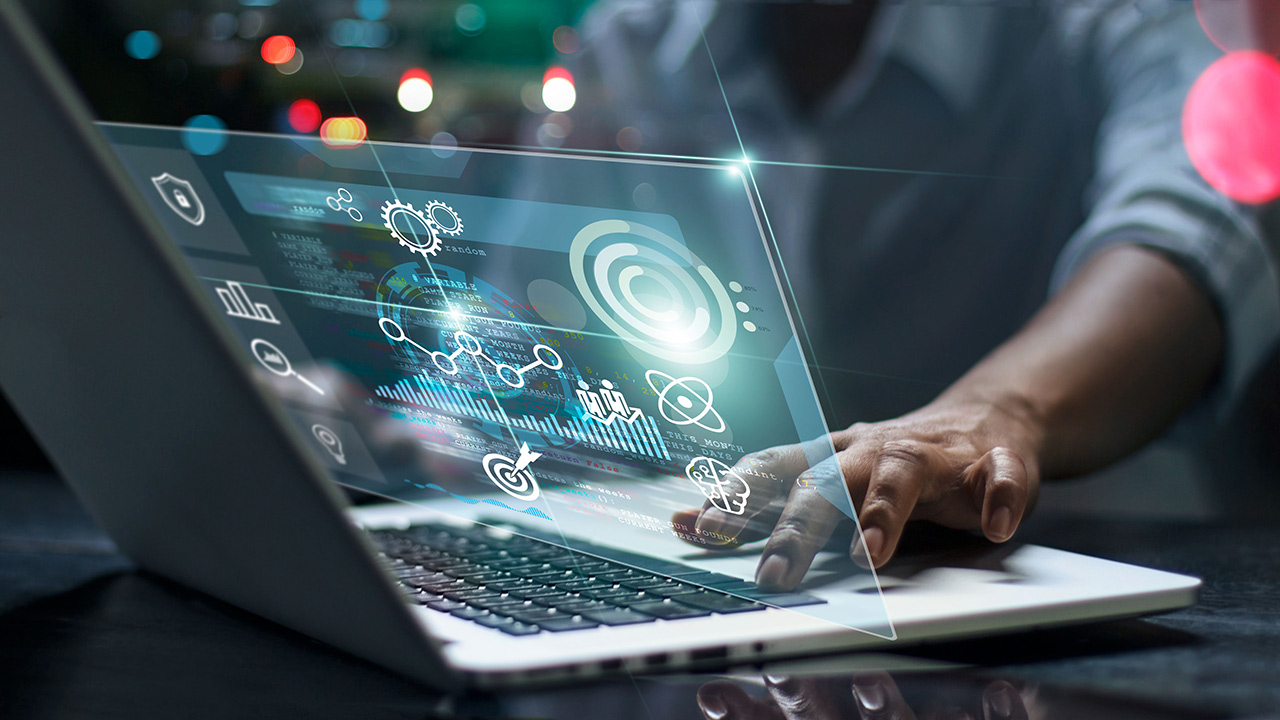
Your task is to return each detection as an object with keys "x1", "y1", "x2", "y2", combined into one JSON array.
[
  {"x1": 862, "y1": 527, "x2": 884, "y2": 565},
  {"x1": 697, "y1": 688, "x2": 728, "y2": 719},
  {"x1": 756, "y1": 554, "x2": 791, "y2": 590},
  {"x1": 696, "y1": 508, "x2": 729, "y2": 536},
  {"x1": 989, "y1": 506, "x2": 1013, "y2": 541},
  {"x1": 852, "y1": 679, "x2": 887, "y2": 713},
  {"x1": 985, "y1": 684, "x2": 1016, "y2": 719}
]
